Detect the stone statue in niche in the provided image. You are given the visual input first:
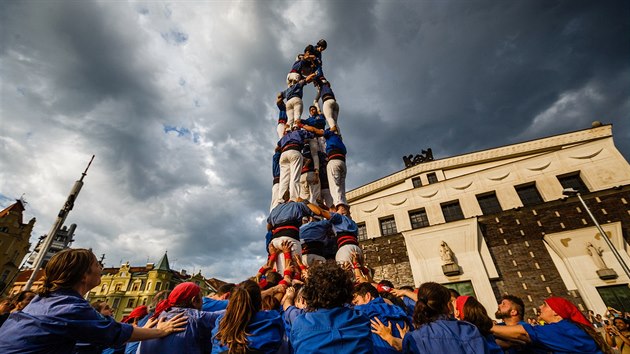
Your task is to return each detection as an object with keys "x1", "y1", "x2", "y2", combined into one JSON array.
[
  {"x1": 586, "y1": 241, "x2": 618, "y2": 280},
  {"x1": 586, "y1": 242, "x2": 607, "y2": 270},
  {"x1": 440, "y1": 241, "x2": 455, "y2": 265},
  {"x1": 439, "y1": 241, "x2": 460, "y2": 275}
]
